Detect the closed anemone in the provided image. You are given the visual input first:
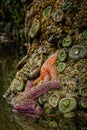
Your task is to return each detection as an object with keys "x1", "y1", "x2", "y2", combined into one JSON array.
[
  {"x1": 69, "y1": 45, "x2": 87, "y2": 60},
  {"x1": 82, "y1": 30, "x2": 87, "y2": 39},
  {"x1": 52, "y1": 10, "x2": 64, "y2": 22}
]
